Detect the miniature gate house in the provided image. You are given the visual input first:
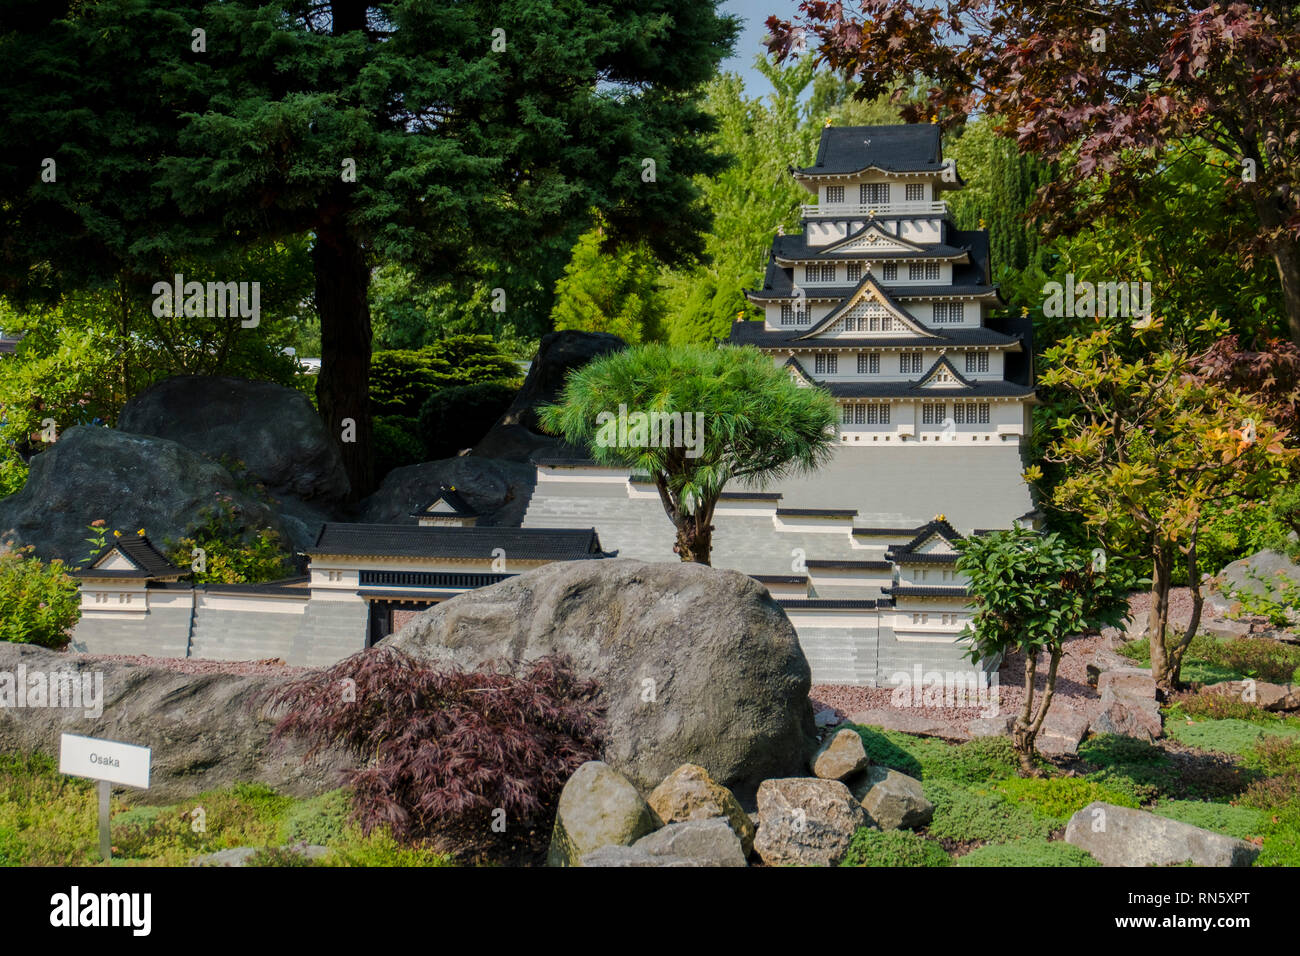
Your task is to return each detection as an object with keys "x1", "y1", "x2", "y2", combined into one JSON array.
[{"x1": 71, "y1": 123, "x2": 1039, "y2": 686}]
